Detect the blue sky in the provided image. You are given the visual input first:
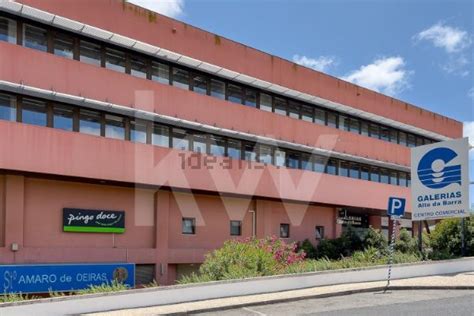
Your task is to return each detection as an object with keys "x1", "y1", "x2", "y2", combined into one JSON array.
[{"x1": 128, "y1": 0, "x2": 473, "y2": 205}]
